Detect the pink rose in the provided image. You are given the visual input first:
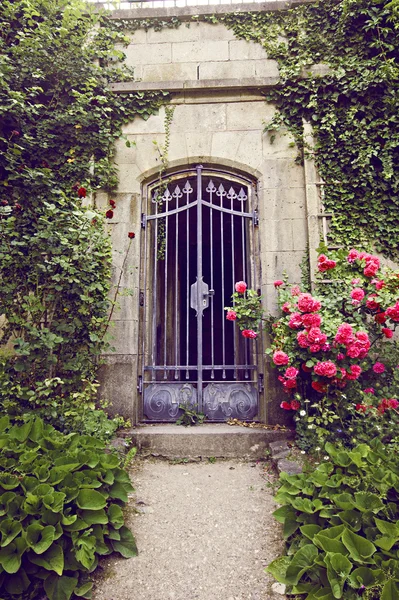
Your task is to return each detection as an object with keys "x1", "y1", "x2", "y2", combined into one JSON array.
[
  {"x1": 386, "y1": 302, "x2": 399, "y2": 322},
  {"x1": 288, "y1": 313, "x2": 303, "y2": 329},
  {"x1": 309, "y1": 344, "x2": 322, "y2": 353},
  {"x1": 346, "y1": 365, "x2": 362, "y2": 380},
  {"x1": 273, "y1": 350, "x2": 289, "y2": 365},
  {"x1": 290, "y1": 400, "x2": 300, "y2": 410},
  {"x1": 226, "y1": 310, "x2": 237, "y2": 321},
  {"x1": 282, "y1": 302, "x2": 292, "y2": 313},
  {"x1": 285, "y1": 367, "x2": 299, "y2": 379},
  {"x1": 388, "y1": 398, "x2": 399, "y2": 409},
  {"x1": 297, "y1": 293, "x2": 321, "y2": 313},
  {"x1": 351, "y1": 288, "x2": 365, "y2": 303},
  {"x1": 235, "y1": 281, "x2": 247, "y2": 293},
  {"x1": 291, "y1": 285, "x2": 301, "y2": 297},
  {"x1": 297, "y1": 331, "x2": 310, "y2": 348},
  {"x1": 317, "y1": 255, "x2": 336, "y2": 272},
  {"x1": 373, "y1": 362, "x2": 386, "y2": 374},
  {"x1": 335, "y1": 323, "x2": 354, "y2": 345},
  {"x1": 363, "y1": 388, "x2": 375, "y2": 394},
  {"x1": 307, "y1": 327, "x2": 327, "y2": 345},
  {"x1": 302, "y1": 313, "x2": 322, "y2": 329},
  {"x1": 351, "y1": 278, "x2": 361, "y2": 285},
  {"x1": 375, "y1": 280, "x2": 385, "y2": 290},
  {"x1": 347, "y1": 249, "x2": 359, "y2": 263},
  {"x1": 314, "y1": 361, "x2": 337, "y2": 378},
  {"x1": 242, "y1": 329, "x2": 257, "y2": 339},
  {"x1": 274, "y1": 280, "x2": 284, "y2": 288},
  {"x1": 283, "y1": 379, "x2": 297, "y2": 390}
]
